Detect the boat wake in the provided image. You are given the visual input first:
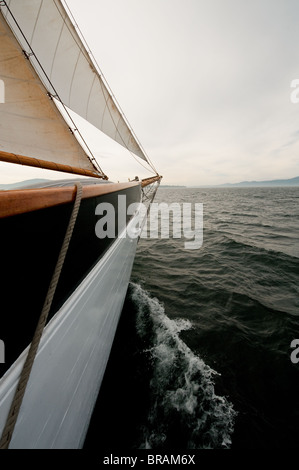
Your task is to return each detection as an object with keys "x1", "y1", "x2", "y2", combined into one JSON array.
[{"x1": 130, "y1": 282, "x2": 237, "y2": 449}]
